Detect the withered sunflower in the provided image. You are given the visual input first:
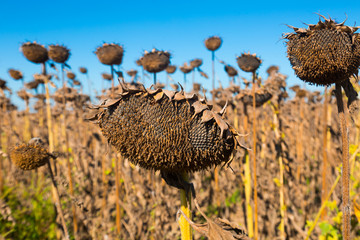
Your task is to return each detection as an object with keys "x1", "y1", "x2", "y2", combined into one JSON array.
[{"x1": 89, "y1": 83, "x2": 240, "y2": 173}]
